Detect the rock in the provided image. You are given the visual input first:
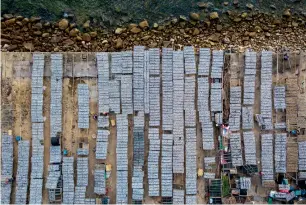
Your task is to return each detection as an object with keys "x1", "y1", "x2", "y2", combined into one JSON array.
[
  {"x1": 22, "y1": 18, "x2": 29, "y2": 24},
  {"x1": 90, "y1": 31, "x2": 97, "y2": 38},
  {"x1": 193, "y1": 28, "x2": 200, "y2": 35},
  {"x1": 246, "y1": 3, "x2": 254, "y2": 9},
  {"x1": 54, "y1": 47, "x2": 59, "y2": 52},
  {"x1": 51, "y1": 36, "x2": 61, "y2": 43},
  {"x1": 7, "y1": 44, "x2": 18, "y2": 51},
  {"x1": 5, "y1": 18, "x2": 16, "y2": 26},
  {"x1": 233, "y1": 18, "x2": 242, "y2": 22},
  {"x1": 42, "y1": 33, "x2": 50, "y2": 38},
  {"x1": 102, "y1": 40, "x2": 108, "y2": 44},
  {"x1": 139, "y1": 20, "x2": 149, "y2": 29},
  {"x1": 242, "y1": 36, "x2": 249, "y2": 41},
  {"x1": 2, "y1": 44, "x2": 9, "y2": 49},
  {"x1": 149, "y1": 42, "x2": 158, "y2": 48},
  {"x1": 283, "y1": 9, "x2": 291, "y2": 17},
  {"x1": 142, "y1": 35, "x2": 151, "y2": 41},
  {"x1": 63, "y1": 39, "x2": 74, "y2": 46},
  {"x1": 83, "y1": 20, "x2": 90, "y2": 29},
  {"x1": 115, "y1": 28, "x2": 123, "y2": 34},
  {"x1": 190, "y1": 20, "x2": 197, "y2": 26},
  {"x1": 30, "y1": 16, "x2": 41, "y2": 22},
  {"x1": 76, "y1": 36, "x2": 82, "y2": 41},
  {"x1": 273, "y1": 19, "x2": 281, "y2": 25},
  {"x1": 292, "y1": 22, "x2": 298, "y2": 27},
  {"x1": 270, "y1": 4, "x2": 276, "y2": 9},
  {"x1": 254, "y1": 26, "x2": 262, "y2": 32},
  {"x1": 15, "y1": 36, "x2": 23, "y2": 41},
  {"x1": 210, "y1": 12, "x2": 219, "y2": 20},
  {"x1": 2, "y1": 34, "x2": 10, "y2": 39},
  {"x1": 130, "y1": 27, "x2": 141, "y2": 34},
  {"x1": 223, "y1": 2, "x2": 229, "y2": 6},
  {"x1": 209, "y1": 41, "x2": 215, "y2": 46},
  {"x1": 163, "y1": 41, "x2": 171, "y2": 47},
  {"x1": 1, "y1": 39, "x2": 11, "y2": 45},
  {"x1": 205, "y1": 20, "x2": 211, "y2": 27},
  {"x1": 197, "y1": 2, "x2": 208, "y2": 8},
  {"x1": 115, "y1": 38, "x2": 123, "y2": 49},
  {"x1": 223, "y1": 37, "x2": 230, "y2": 44},
  {"x1": 82, "y1": 33, "x2": 91, "y2": 42},
  {"x1": 33, "y1": 31, "x2": 42, "y2": 36},
  {"x1": 241, "y1": 12, "x2": 248, "y2": 18},
  {"x1": 59, "y1": 19, "x2": 69, "y2": 30},
  {"x1": 249, "y1": 32, "x2": 256, "y2": 37},
  {"x1": 1, "y1": 22, "x2": 6, "y2": 28},
  {"x1": 216, "y1": 24, "x2": 222, "y2": 31},
  {"x1": 153, "y1": 23, "x2": 159, "y2": 28},
  {"x1": 171, "y1": 18, "x2": 178, "y2": 24},
  {"x1": 208, "y1": 33, "x2": 220, "y2": 42},
  {"x1": 16, "y1": 21, "x2": 23, "y2": 26},
  {"x1": 23, "y1": 42, "x2": 34, "y2": 51},
  {"x1": 190, "y1": 12, "x2": 200, "y2": 21},
  {"x1": 69, "y1": 28, "x2": 79, "y2": 37},
  {"x1": 128, "y1": 23, "x2": 138, "y2": 29},
  {"x1": 69, "y1": 23, "x2": 76, "y2": 28},
  {"x1": 16, "y1": 16, "x2": 23, "y2": 20},
  {"x1": 33, "y1": 22, "x2": 43, "y2": 30},
  {"x1": 179, "y1": 15, "x2": 188, "y2": 21},
  {"x1": 262, "y1": 26, "x2": 269, "y2": 32},
  {"x1": 157, "y1": 26, "x2": 164, "y2": 31},
  {"x1": 3, "y1": 14, "x2": 13, "y2": 19},
  {"x1": 265, "y1": 32, "x2": 271, "y2": 37}
]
